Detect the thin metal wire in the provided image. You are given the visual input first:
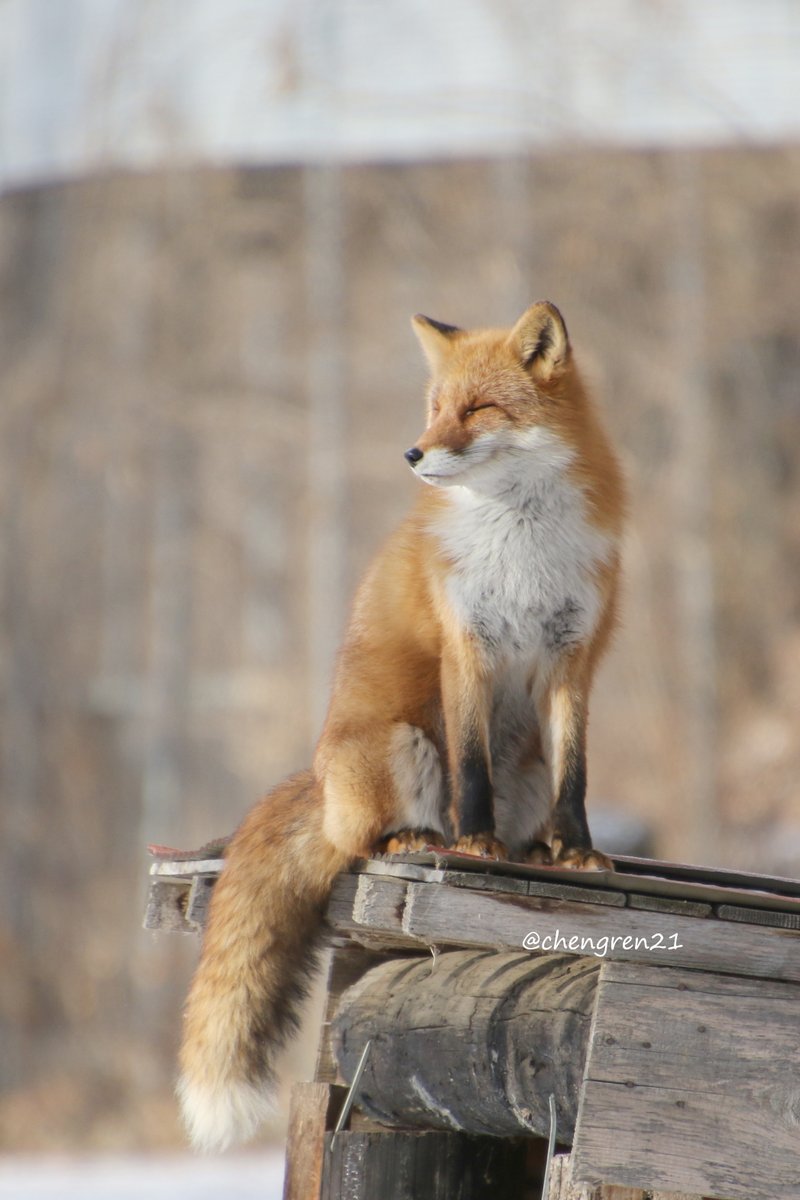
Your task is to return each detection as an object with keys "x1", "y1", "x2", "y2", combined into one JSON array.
[
  {"x1": 330, "y1": 1038, "x2": 373, "y2": 1148},
  {"x1": 540, "y1": 1093, "x2": 558, "y2": 1199}
]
